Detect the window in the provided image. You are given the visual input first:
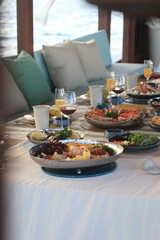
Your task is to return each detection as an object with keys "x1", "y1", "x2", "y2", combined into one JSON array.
[
  {"x1": 33, "y1": 0, "x2": 98, "y2": 50},
  {"x1": 0, "y1": 0, "x2": 17, "y2": 57}
]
